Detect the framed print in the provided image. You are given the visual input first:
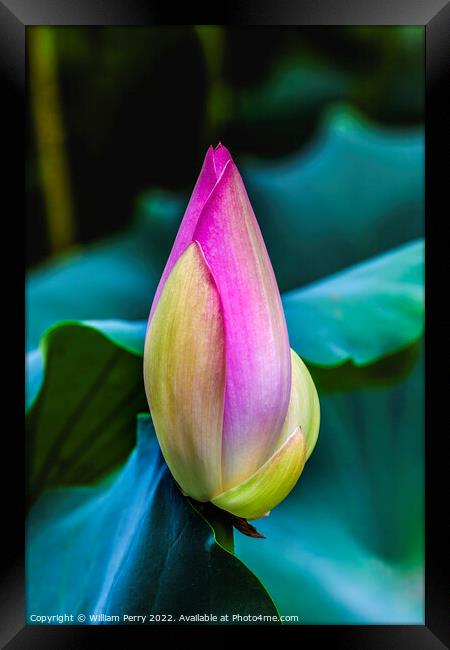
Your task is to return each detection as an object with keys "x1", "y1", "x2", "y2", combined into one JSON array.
[{"x1": 2, "y1": 0, "x2": 449, "y2": 647}]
